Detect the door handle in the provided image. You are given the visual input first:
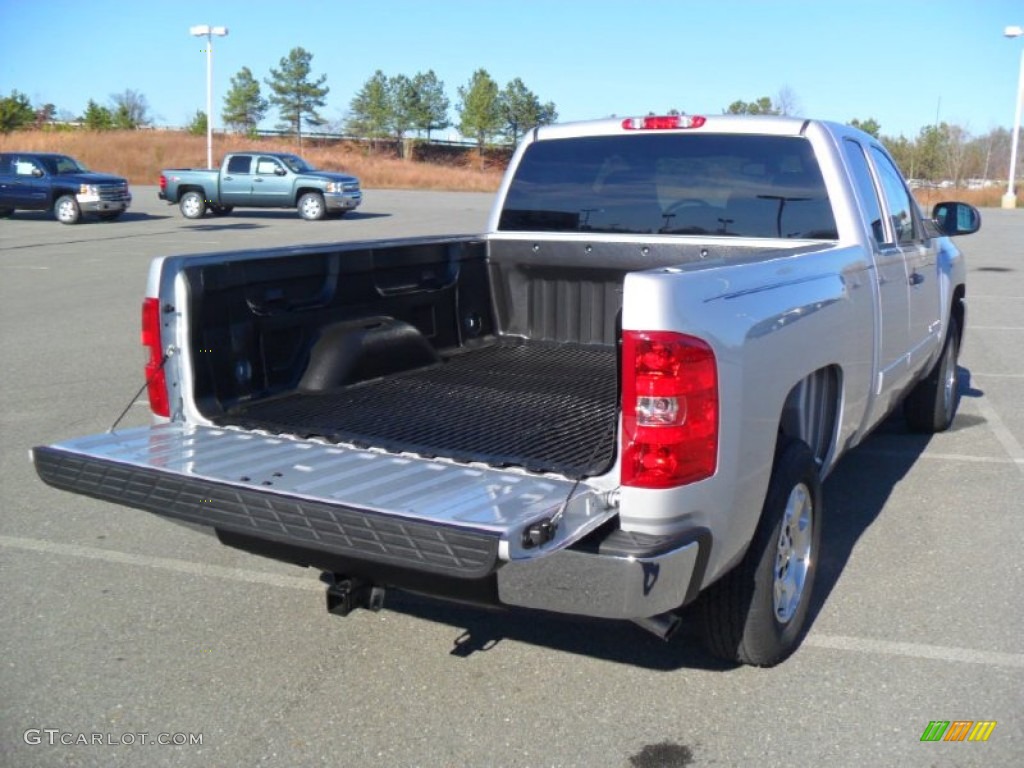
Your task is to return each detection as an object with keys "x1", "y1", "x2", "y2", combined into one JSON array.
[
  {"x1": 254, "y1": 178, "x2": 263, "y2": 183},
  {"x1": 224, "y1": 176, "x2": 233, "y2": 181},
  {"x1": 909, "y1": 272, "x2": 925, "y2": 286}
]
